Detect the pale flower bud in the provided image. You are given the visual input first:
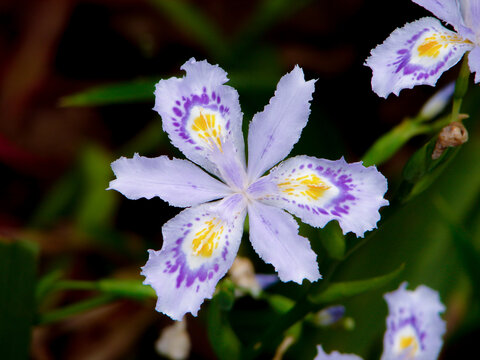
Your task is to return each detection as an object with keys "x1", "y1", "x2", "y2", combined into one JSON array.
[
  {"x1": 155, "y1": 318, "x2": 190, "y2": 360},
  {"x1": 229, "y1": 256, "x2": 261, "y2": 297}
]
